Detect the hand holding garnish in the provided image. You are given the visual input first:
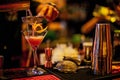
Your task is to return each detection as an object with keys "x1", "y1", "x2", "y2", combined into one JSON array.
[{"x1": 36, "y1": 3, "x2": 59, "y2": 22}]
